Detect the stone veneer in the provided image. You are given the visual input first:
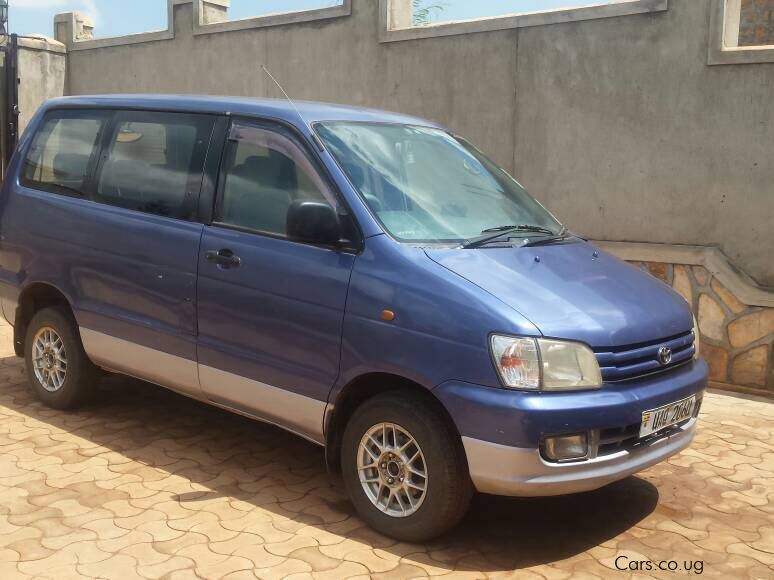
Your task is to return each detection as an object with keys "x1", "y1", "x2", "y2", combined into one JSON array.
[
  {"x1": 628, "y1": 261, "x2": 774, "y2": 397},
  {"x1": 739, "y1": 0, "x2": 774, "y2": 46}
]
